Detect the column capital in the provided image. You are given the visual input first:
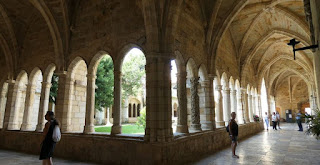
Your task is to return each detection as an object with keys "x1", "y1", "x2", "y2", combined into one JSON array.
[
  {"x1": 41, "y1": 82, "x2": 52, "y2": 87},
  {"x1": 223, "y1": 87, "x2": 231, "y2": 91},
  {"x1": 215, "y1": 85, "x2": 223, "y2": 91},
  {"x1": 6, "y1": 80, "x2": 15, "y2": 84},
  {"x1": 55, "y1": 71, "x2": 67, "y2": 77},
  {"x1": 208, "y1": 74, "x2": 215, "y2": 80},
  {"x1": 86, "y1": 74, "x2": 97, "y2": 80},
  {"x1": 200, "y1": 80, "x2": 210, "y2": 87}
]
